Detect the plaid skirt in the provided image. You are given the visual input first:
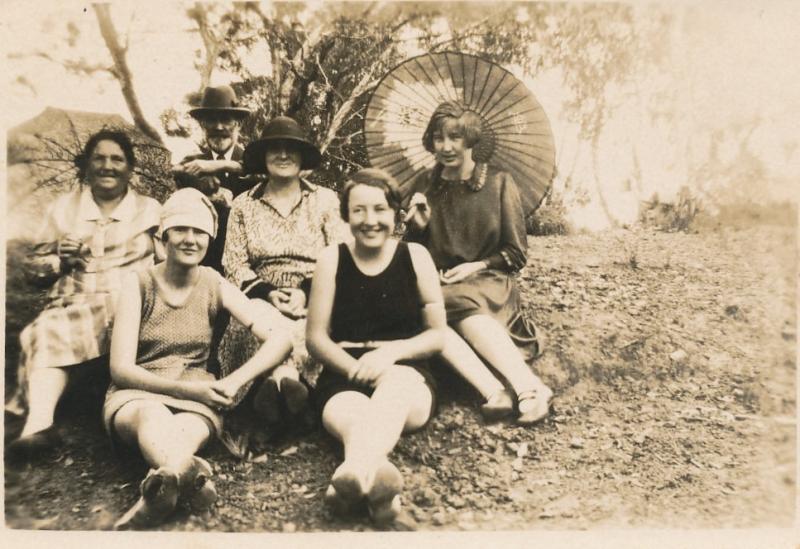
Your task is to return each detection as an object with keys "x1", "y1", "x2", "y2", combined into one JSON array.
[{"x1": 6, "y1": 293, "x2": 115, "y2": 416}]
